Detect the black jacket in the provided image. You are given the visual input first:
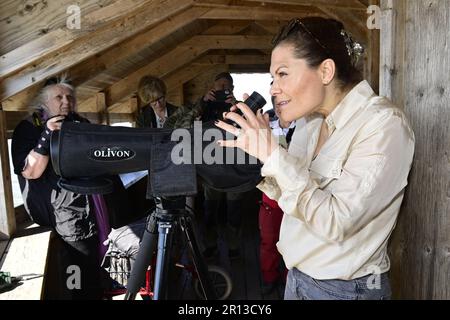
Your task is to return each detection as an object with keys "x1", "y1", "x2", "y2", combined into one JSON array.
[{"x1": 136, "y1": 103, "x2": 178, "y2": 128}]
